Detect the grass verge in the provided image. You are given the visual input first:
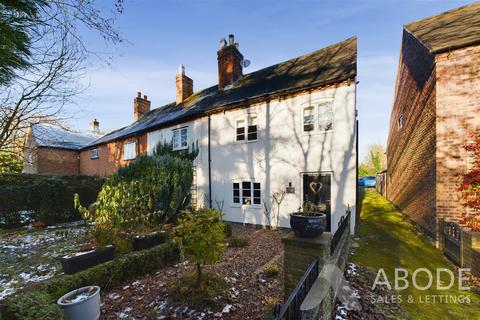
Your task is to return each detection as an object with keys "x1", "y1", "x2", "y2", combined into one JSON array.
[{"x1": 352, "y1": 189, "x2": 480, "y2": 319}]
